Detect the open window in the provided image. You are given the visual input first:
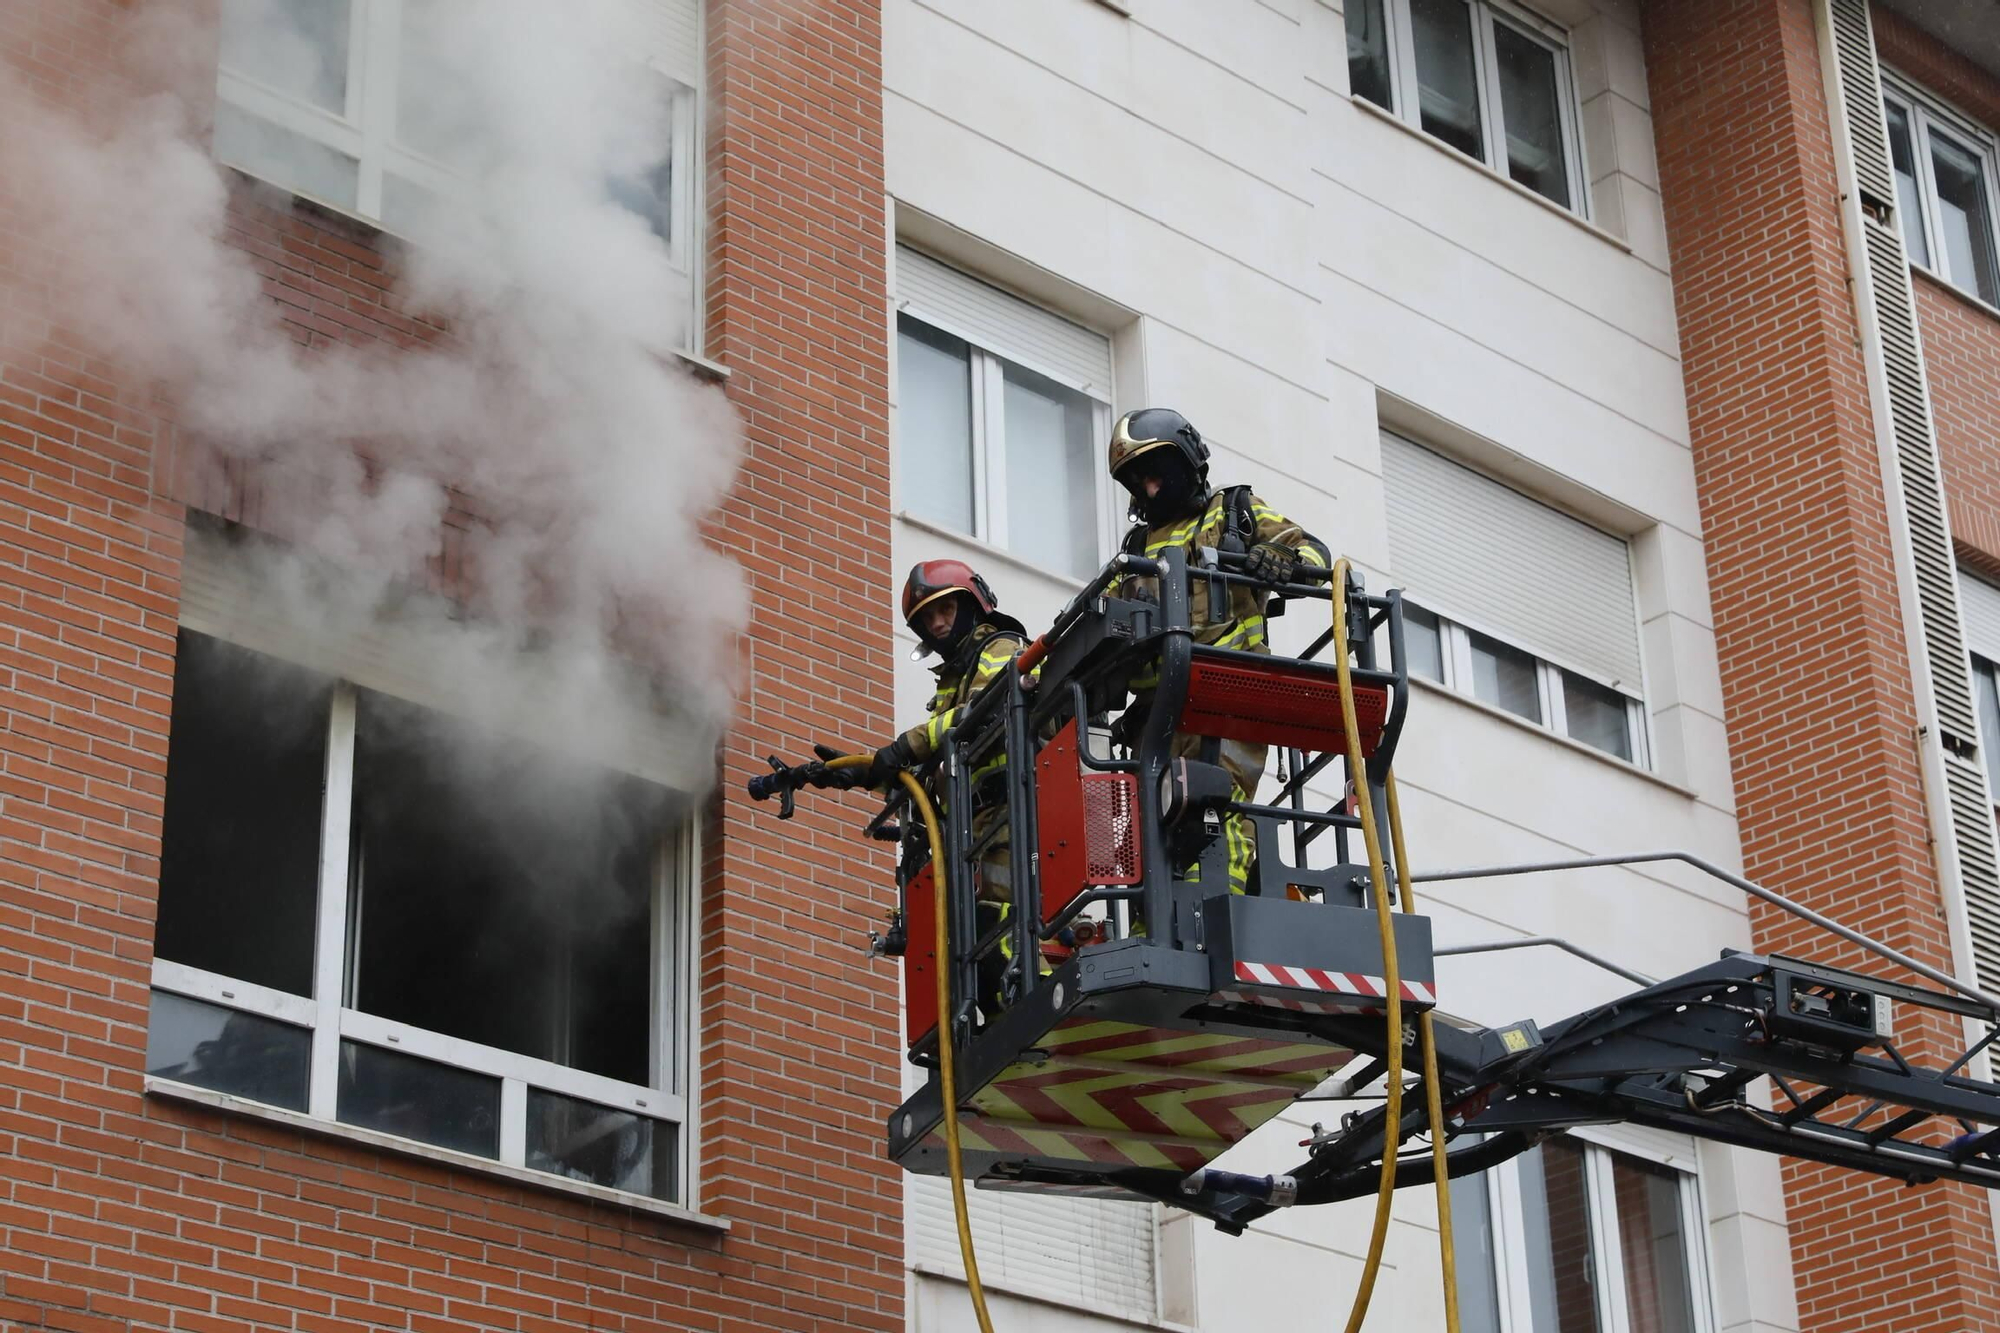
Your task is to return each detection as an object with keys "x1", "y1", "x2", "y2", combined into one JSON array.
[{"x1": 146, "y1": 629, "x2": 692, "y2": 1203}]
